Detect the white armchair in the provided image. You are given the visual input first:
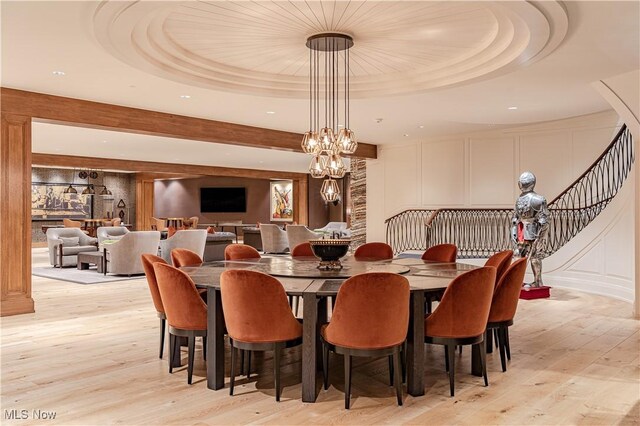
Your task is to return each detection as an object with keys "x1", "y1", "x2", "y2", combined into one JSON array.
[
  {"x1": 96, "y1": 226, "x2": 130, "y2": 248},
  {"x1": 46, "y1": 228, "x2": 98, "y2": 267},
  {"x1": 158, "y1": 229, "x2": 207, "y2": 263},
  {"x1": 260, "y1": 224, "x2": 289, "y2": 254},
  {"x1": 286, "y1": 225, "x2": 321, "y2": 252},
  {"x1": 103, "y1": 231, "x2": 161, "y2": 276},
  {"x1": 314, "y1": 222, "x2": 350, "y2": 238}
]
